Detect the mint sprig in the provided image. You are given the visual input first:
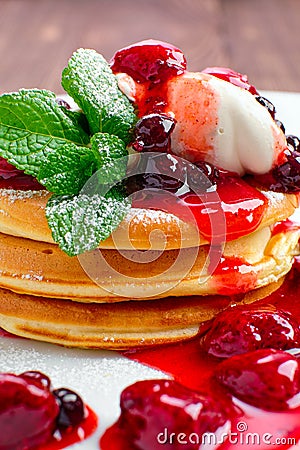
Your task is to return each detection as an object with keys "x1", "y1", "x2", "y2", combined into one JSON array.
[
  {"x1": 0, "y1": 48, "x2": 137, "y2": 256},
  {"x1": 46, "y1": 188, "x2": 131, "y2": 256},
  {"x1": 38, "y1": 142, "x2": 98, "y2": 195},
  {"x1": 62, "y1": 49, "x2": 136, "y2": 143},
  {"x1": 0, "y1": 89, "x2": 89, "y2": 177}
]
